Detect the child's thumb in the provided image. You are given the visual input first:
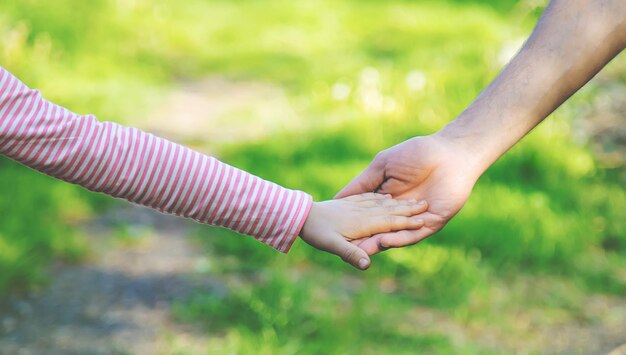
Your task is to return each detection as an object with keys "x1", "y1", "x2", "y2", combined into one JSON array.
[{"x1": 335, "y1": 240, "x2": 371, "y2": 270}]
